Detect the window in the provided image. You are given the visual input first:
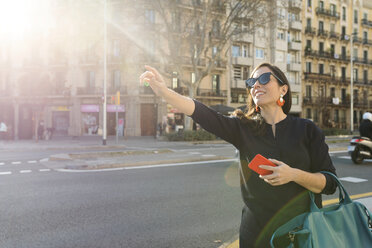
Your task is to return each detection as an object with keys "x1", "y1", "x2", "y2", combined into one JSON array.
[
  {"x1": 172, "y1": 72, "x2": 179, "y2": 88},
  {"x1": 341, "y1": 46, "x2": 346, "y2": 58},
  {"x1": 277, "y1": 31, "x2": 285, "y2": 40},
  {"x1": 330, "y1": 87, "x2": 335, "y2": 97},
  {"x1": 313, "y1": 109, "x2": 318, "y2": 122},
  {"x1": 330, "y1": 23, "x2": 335, "y2": 33},
  {"x1": 364, "y1": 13, "x2": 368, "y2": 20},
  {"x1": 364, "y1": 31, "x2": 368, "y2": 42},
  {"x1": 353, "y1": 68, "x2": 358, "y2": 81},
  {"x1": 212, "y1": 20, "x2": 220, "y2": 36},
  {"x1": 364, "y1": 70, "x2": 368, "y2": 83},
  {"x1": 306, "y1": 108, "x2": 312, "y2": 119},
  {"x1": 341, "y1": 26, "x2": 346, "y2": 37},
  {"x1": 341, "y1": 67, "x2": 346, "y2": 80},
  {"x1": 319, "y1": 42, "x2": 324, "y2": 53},
  {"x1": 319, "y1": 64, "x2": 324, "y2": 74},
  {"x1": 243, "y1": 67, "x2": 249, "y2": 80},
  {"x1": 306, "y1": 62, "x2": 312, "y2": 73},
  {"x1": 233, "y1": 66, "x2": 242, "y2": 80},
  {"x1": 113, "y1": 70, "x2": 121, "y2": 89},
  {"x1": 255, "y1": 48, "x2": 264, "y2": 59},
  {"x1": 319, "y1": 1, "x2": 324, "y2": 9},
  {"x1": 232, "y1": 45, "x2": 240, "y2": 57},
  {"x1": 318, "y1": 21, "x2": 324, "y2": 32},
  {"x1": 242, "y1": 45, "x2": 249, "y2": 57},
  {"x1": 112, "y1": 40, "x2": 121, "y2": 57},
  {"x1": 341, "y1": 88, "x2": 346, "y2": 100},
  {"x1": 330, "y1": 4, "x2": 336, "y2": 15},
  {"x1": 87, "y1": 71, "x2": 95, "y2": 88},
  {"x1": 334, "y1": 109, "x2": 339, "y2": 122},
  {"x1": 354, "y1": 10, "x2": 358, "y2": 24},
  {"x1": 145, "y1": 9, "x2": 155, "y2": 23},
  {"x1": 306, "y1": 85, "x2": 312, "y2": 98},
  {"x1": 307, "y1": 0, "x2": 311, "y2": 8},
  {"x1": 330, "y1": 65, "x2": 335, "y2": 77},
  {"x1": 364, "y1": 50, "x2": 368, "y2": 62},
  {"x1": 319, "y1": 86, "x2": 324, "y2": 97},
  {"x1": 212, "y1": 75, "x2": 220, "y2": 94},
  {"x1": 342, "y1": 7, "x2": 346, "y2": 21},
  {"x1": 191, "y1": 72, "x2": 196, "y2": 84},
  {"x1": 306, "y1": 40, "x2": 312, "y2": 49},
  {"x1": 292, "y1": 95, "x2": 299, "y2": 105},
  {"x1": 306, "y1": 18, "x2": 311, "y2": 29}
]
